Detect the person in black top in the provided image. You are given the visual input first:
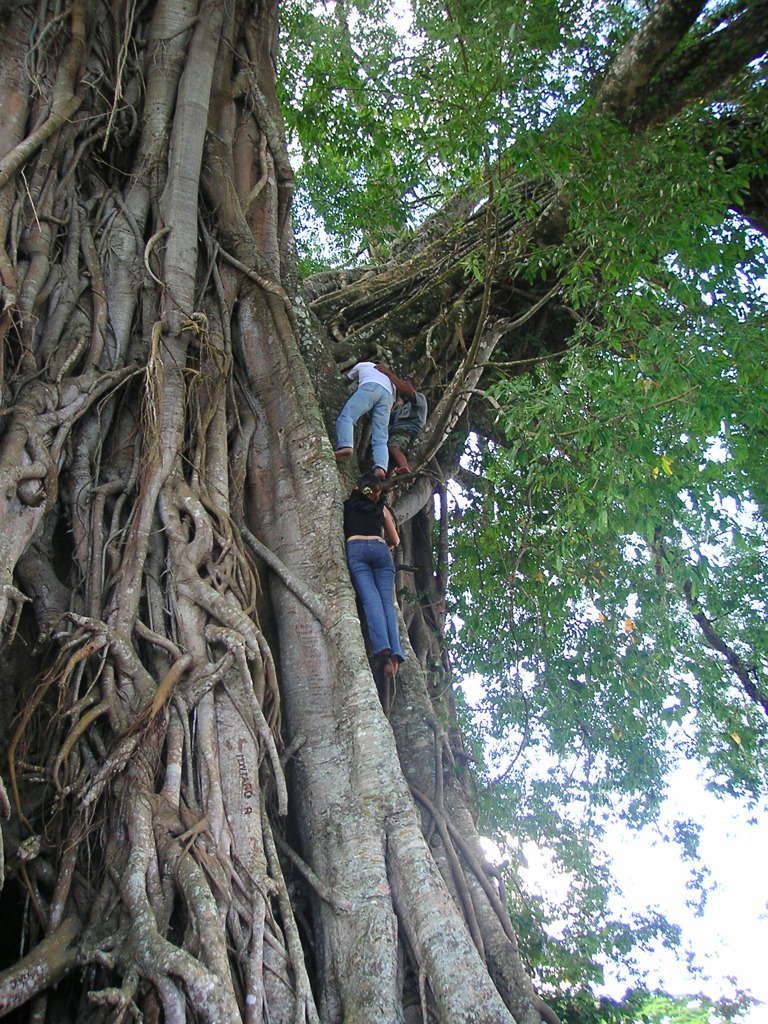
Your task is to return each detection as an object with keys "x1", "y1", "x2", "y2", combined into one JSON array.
[{"x1": 343, "y1": 473, "x2": 405, "y2": 677}]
